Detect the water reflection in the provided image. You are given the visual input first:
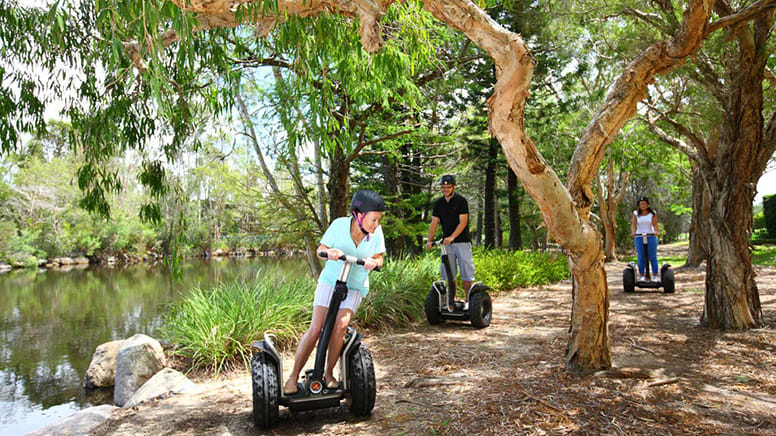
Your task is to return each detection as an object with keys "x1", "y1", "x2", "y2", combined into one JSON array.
[{"x1": 0, "y1": 257, "x2": 306, "y2": 435}]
